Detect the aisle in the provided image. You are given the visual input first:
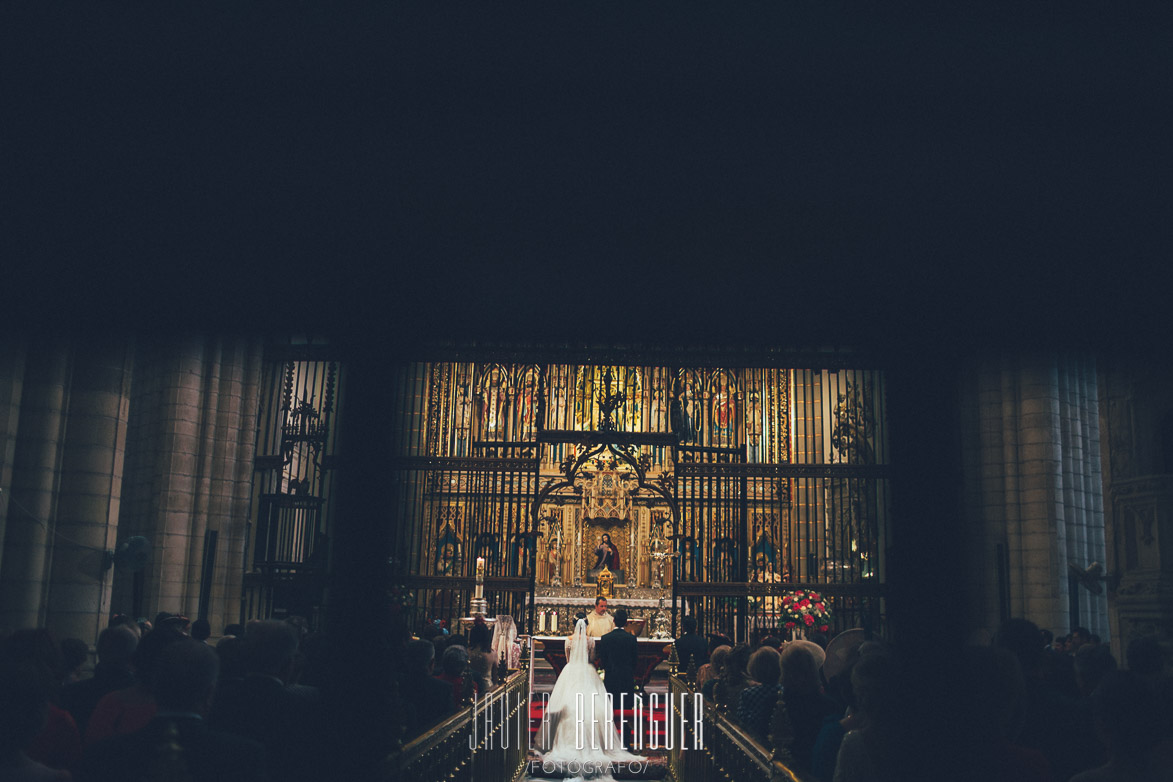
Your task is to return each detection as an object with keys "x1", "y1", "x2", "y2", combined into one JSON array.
[{"x1": 523, "y1": 658, "x2": 670, "y2": 780}]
